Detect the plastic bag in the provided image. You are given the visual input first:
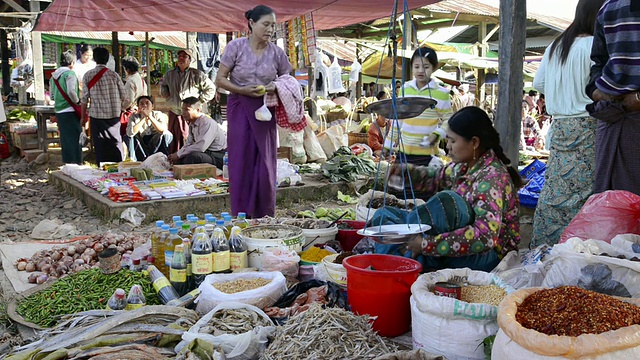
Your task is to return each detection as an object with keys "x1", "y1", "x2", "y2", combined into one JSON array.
[
  {"x1": 261, "y1": 247, "x2": 300, "y2": 278},
  {"x1": 493, "y1": 287, "x2": 640, "y2": 360},
  {"x1": 316, "y1": 124, "x2": 346, "y2": 158},
  {"x1": 303, "y1": 123, "x2": 327, "y2": 163},
  {"x1": 373, "y1": 350, "x2": 447, "y2": 360},
  {"x1": 142, "y1": 152, "x2": 171, "y2": 172},
  {"x1": 255, "y1": 96, "x2": 272, "y2": 121},
  {"x1": 277, "y1": 126, "x2": 306, "y2": 164},
  {"x1": 177, "y1": 302, "x2": 275, "y2": 360},
  {"x1": 560, "y1": 190, "x2": 640, "y2": 243},
  {"x1": 490, "y1": 244, "x2": 552, "y2": 289},
  {"x1": 120, "y1": 207, "x2": 145, "y2": 226},
  {"x1": 542, "y1": 237, "x2": 640, "y2": 297},
  {"x1": 195, "y1": 271, "x2": 287, "y2": 315},
  {"x1": 327, "y1": 57, "x2": 346, "y2": 94},
  {"x1": 78, "y1": 132, "x2": 89, "y2": 147},
  {"x1": 410, "y1": 268, "x2": 514, "y2": 360}
]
